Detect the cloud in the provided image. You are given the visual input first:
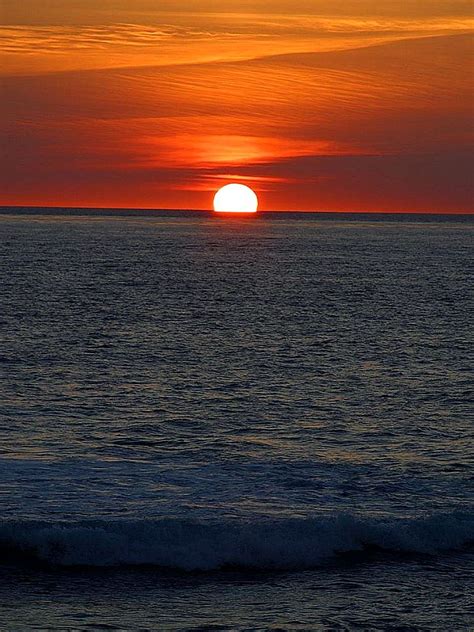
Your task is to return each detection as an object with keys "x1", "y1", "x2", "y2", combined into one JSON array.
[
  {"x1": 1, "y1": 16, "x2": 471, "y2": 59},
  {"x1": 1, "y1": 34, "x2": 472, "y2": 211},
  {"x1": 0, "y1": 23, "x2": 267, "y2": 55},
  {"x1": 3, "y1": 0, "x2": 474, "y2": 23}
]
